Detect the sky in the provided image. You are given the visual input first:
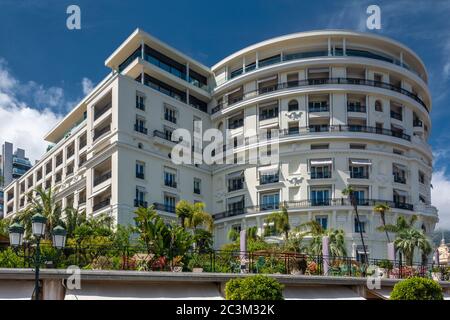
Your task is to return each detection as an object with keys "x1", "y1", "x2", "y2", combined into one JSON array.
[{"x1": 0, "y1": 0, "x2": 449, "y2": 228}]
